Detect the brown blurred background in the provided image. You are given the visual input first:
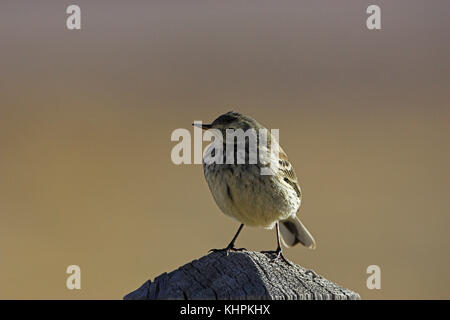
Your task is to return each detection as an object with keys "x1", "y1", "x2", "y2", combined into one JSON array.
[{"x1": 0, "y1": 0, "x2": 449, "y2": 299}]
